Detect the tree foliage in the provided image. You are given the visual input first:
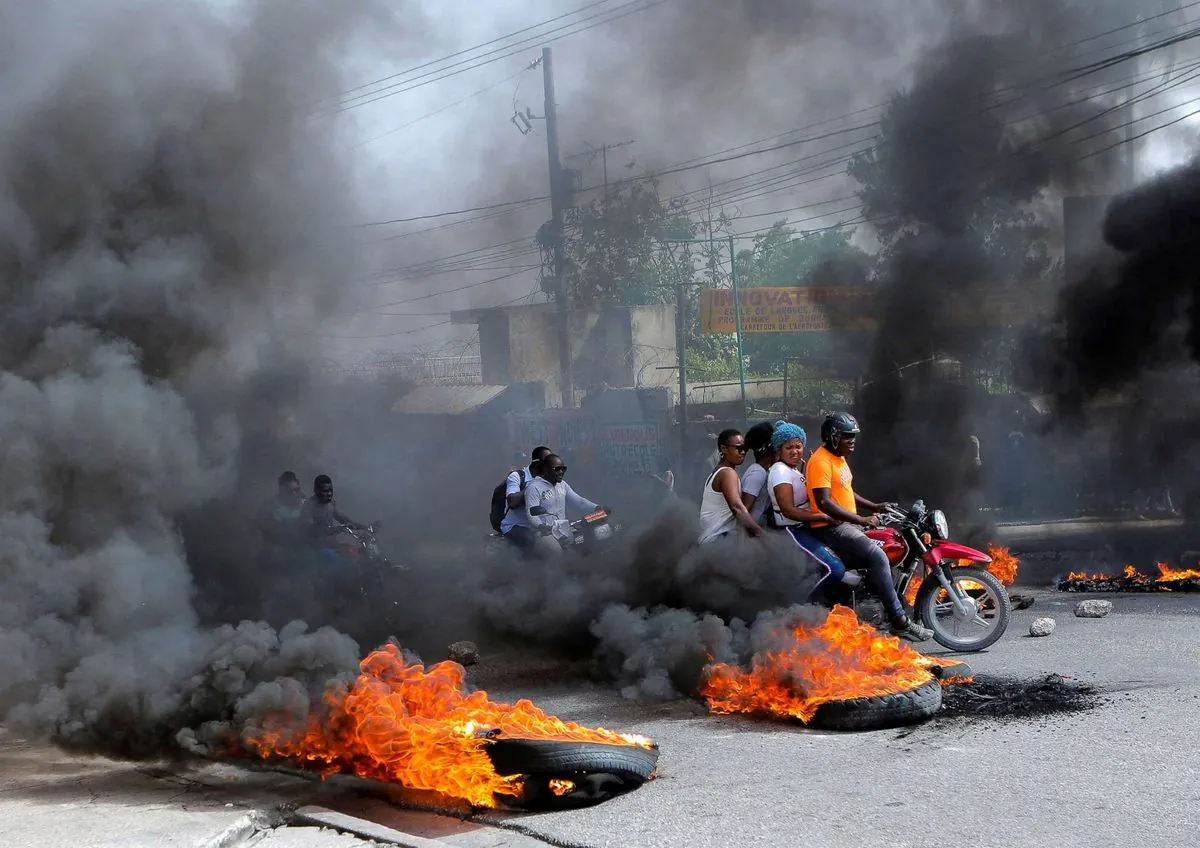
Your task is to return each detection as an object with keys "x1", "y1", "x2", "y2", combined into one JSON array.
[{"x1": 556, "y1": 180, "x2": 696, "y2": 306}]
